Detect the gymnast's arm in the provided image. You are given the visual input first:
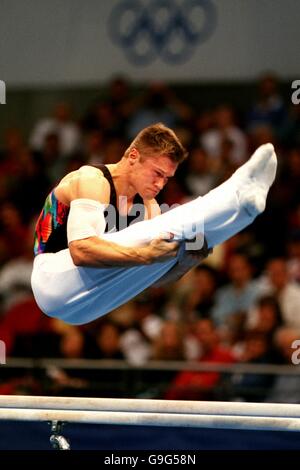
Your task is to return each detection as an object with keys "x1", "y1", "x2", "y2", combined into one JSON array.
[{"x1": 66, "y1": 172, "x2": 179, "y2": 268}]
